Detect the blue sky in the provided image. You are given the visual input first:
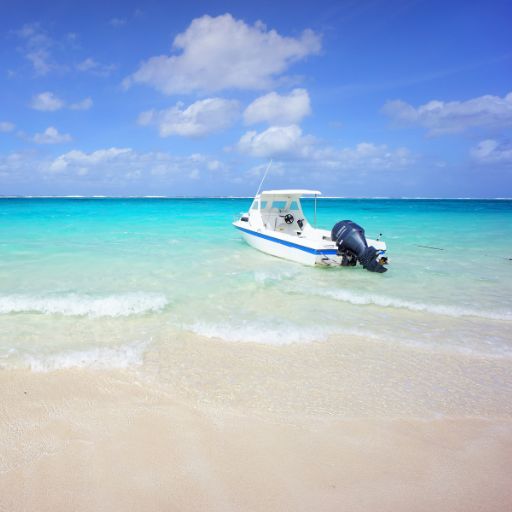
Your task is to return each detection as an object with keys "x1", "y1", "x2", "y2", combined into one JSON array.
[{"x1": 1, "y1": 0, "x2": 511, "y2": 197}]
